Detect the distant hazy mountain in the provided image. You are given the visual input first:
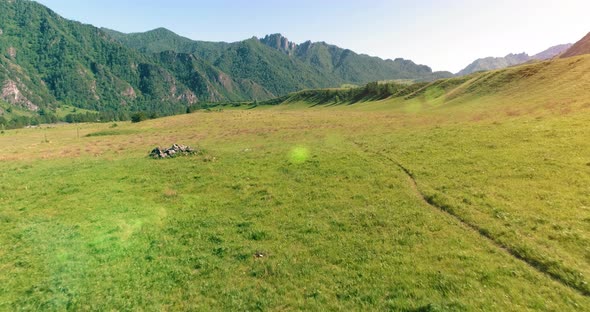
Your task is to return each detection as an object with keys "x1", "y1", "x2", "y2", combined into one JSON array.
[
  {"x1": 532, "y1": 44, "x2": 572, "y2": 60},
  {"x1": 561, "y1": 32, "x2": 590, "y2": 58},
  {"x1": 457, "y1": 44, "x2": 572, "y2": 76},
  {"x1": 457, "y1": 53, "x2": 531, "y2": 76}
]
